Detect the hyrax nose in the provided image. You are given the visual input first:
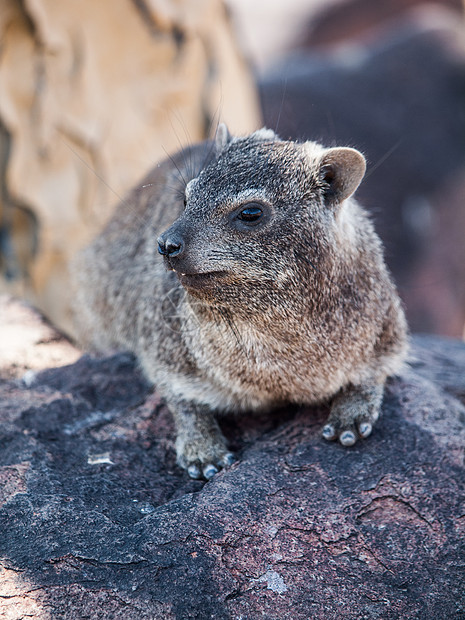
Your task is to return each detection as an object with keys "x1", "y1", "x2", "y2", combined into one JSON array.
[{"x1": 157, "y1": 232, "x2": 184, "y2": 257}]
